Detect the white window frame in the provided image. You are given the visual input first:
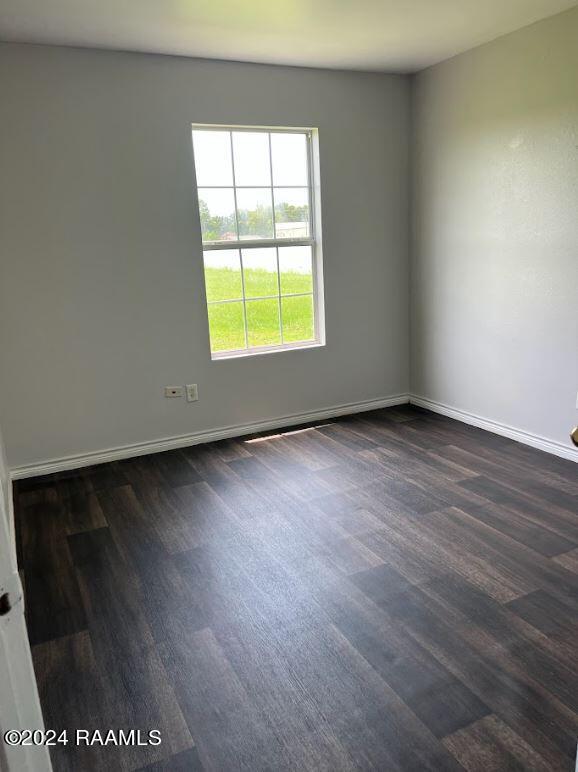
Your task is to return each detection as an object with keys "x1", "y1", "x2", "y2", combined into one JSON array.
[{"x1": 191, "y1": 124, "x2": 325, "y2": 360}]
